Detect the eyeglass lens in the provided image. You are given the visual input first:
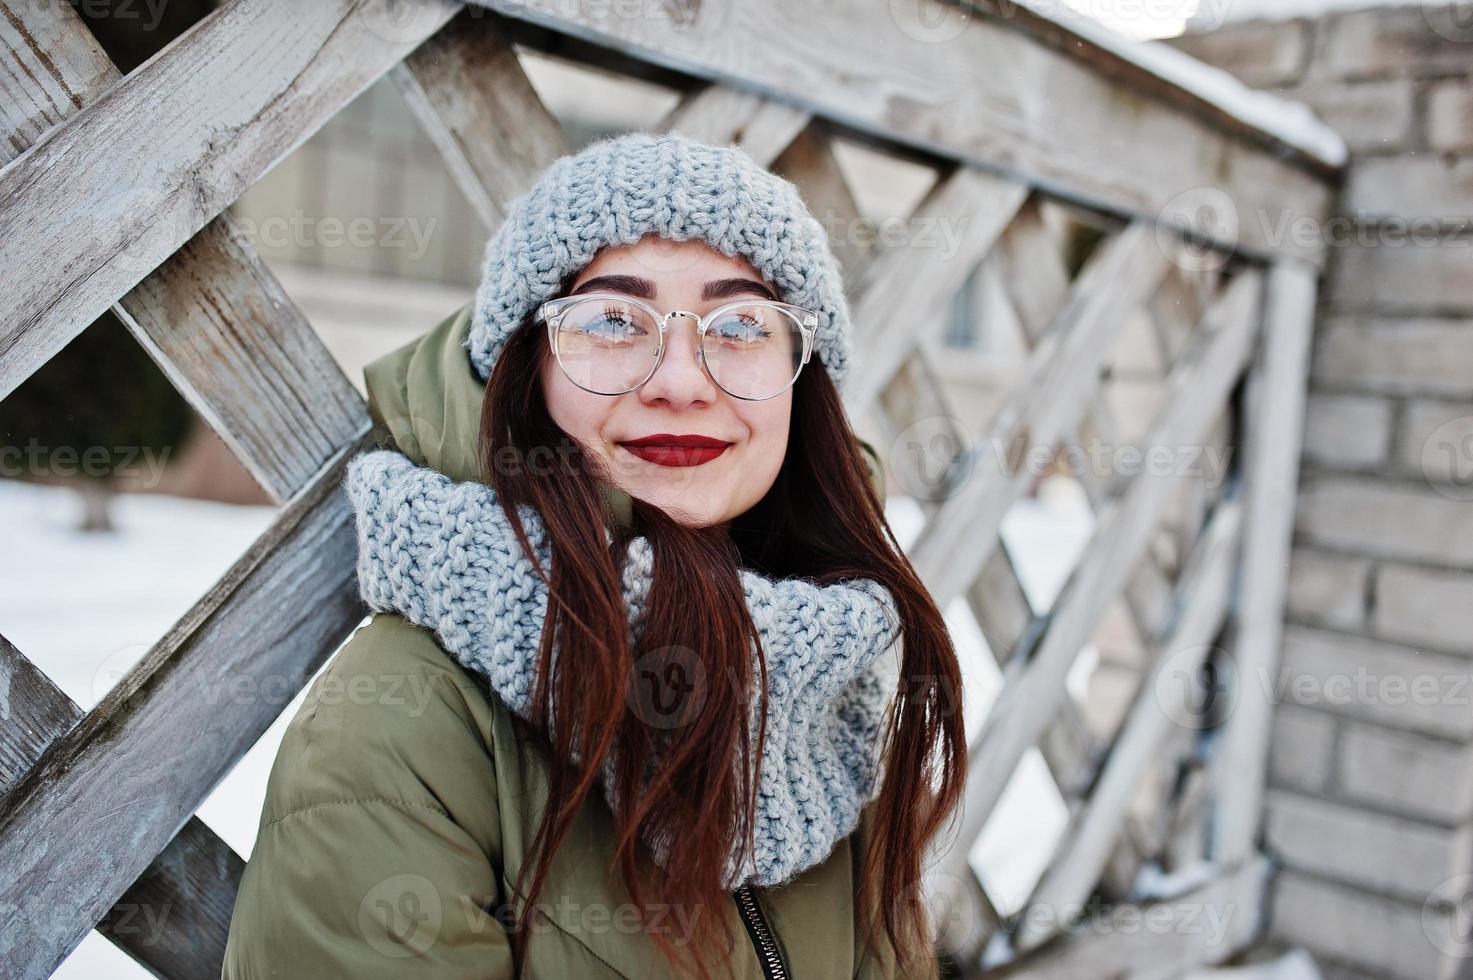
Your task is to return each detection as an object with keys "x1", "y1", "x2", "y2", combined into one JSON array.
[{"x1": 552, "y1": 298, "x2": 805, "y2": 399}]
